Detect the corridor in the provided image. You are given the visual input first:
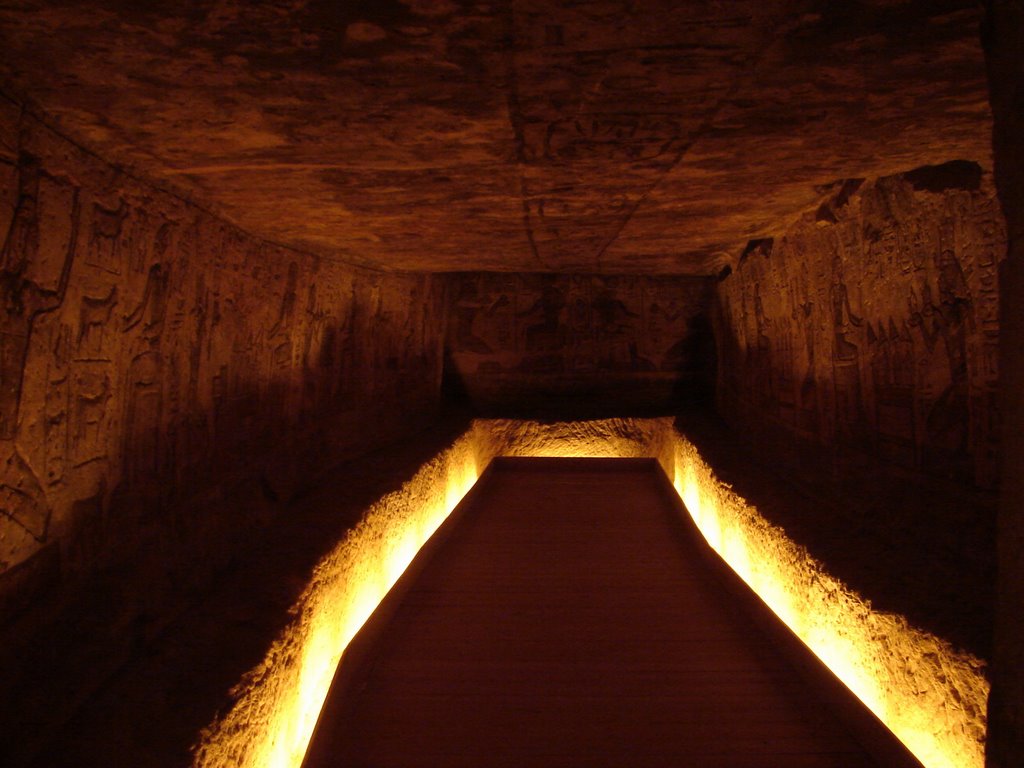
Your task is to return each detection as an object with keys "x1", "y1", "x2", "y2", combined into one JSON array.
[{"x1": 303, "y1": 458, "x2": 921, "y2": 768}]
